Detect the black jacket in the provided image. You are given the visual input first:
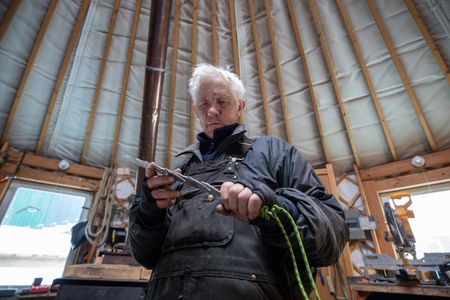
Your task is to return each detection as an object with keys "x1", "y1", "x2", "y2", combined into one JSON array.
[{"x1": 129, "y1": 125, "x2": 349, "y2": 299}]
